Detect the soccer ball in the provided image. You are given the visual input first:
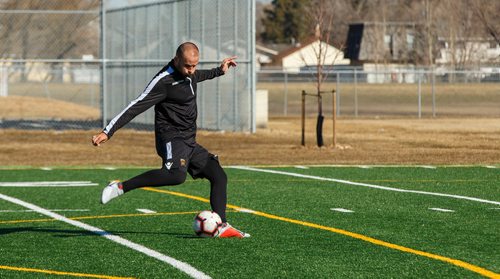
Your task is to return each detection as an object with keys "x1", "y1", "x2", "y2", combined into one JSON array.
[{"x1": 193, "y1": 210, "x2": 223, "y2": 238}]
